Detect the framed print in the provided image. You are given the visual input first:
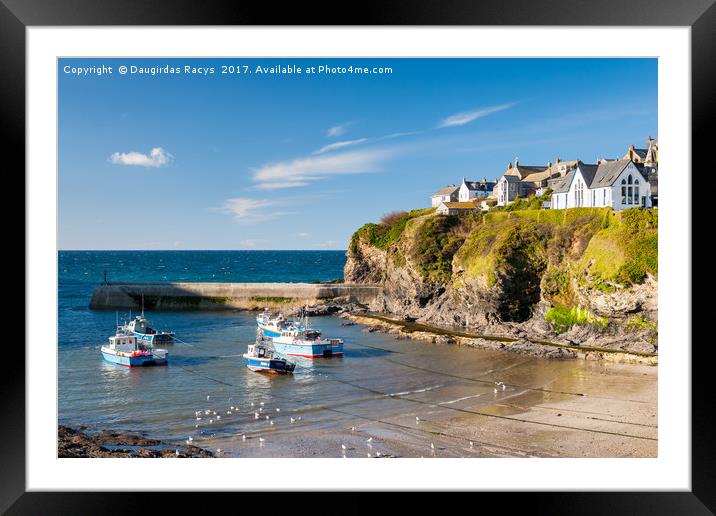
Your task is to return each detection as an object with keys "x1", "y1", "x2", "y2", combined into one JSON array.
[{"x1": 7, "y1": 0, "x2": 712, "y2": 512}]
